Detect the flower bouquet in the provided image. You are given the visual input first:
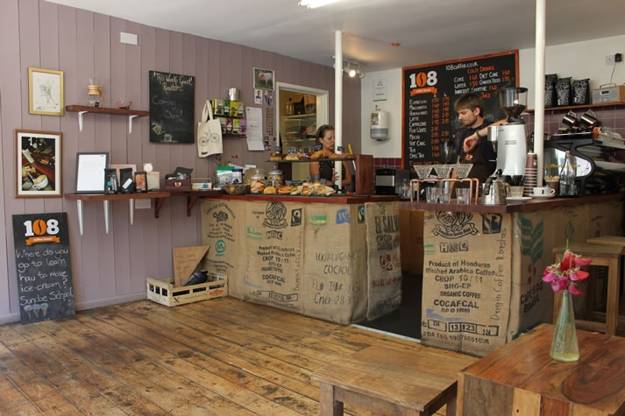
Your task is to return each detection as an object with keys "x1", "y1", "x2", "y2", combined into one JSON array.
[{"x1": 543, "y1": 247, "x2": 592, "y2": 362}]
